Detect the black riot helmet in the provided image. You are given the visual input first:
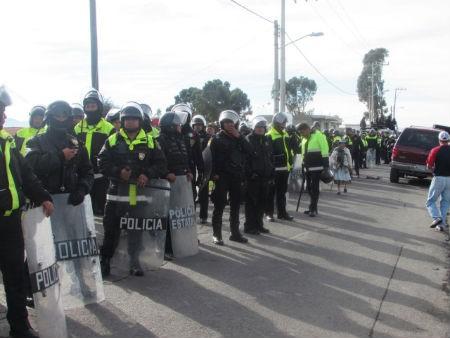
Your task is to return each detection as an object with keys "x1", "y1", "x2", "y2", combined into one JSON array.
[
  {"x1": 71, "y1": 103, "x2": 84, "y2": 119},
  {"x1": 105, "y1": 108, "x2": 121, "y2": 123},
  {"x1": 171, "y1": 103, "x2": 192, "y2": 126},
  {"x1": 29, "y1": 105, "x2": 46, "y2": 128},
  {"x1": 44, "y1": 101, "x2": 73, "y2": 132},
  {"x1": 140, "y1": 103, "x2": 153, "y2": 133},
  {"x1": 83, "y1": 89, "x2": 104, "y2": 122},
  {"x1": 159, "y1": 112, "x2": 182, "y2": 134},
  {"x1": 120, "y1": 102, "x2": 143, "y2": 123}
]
